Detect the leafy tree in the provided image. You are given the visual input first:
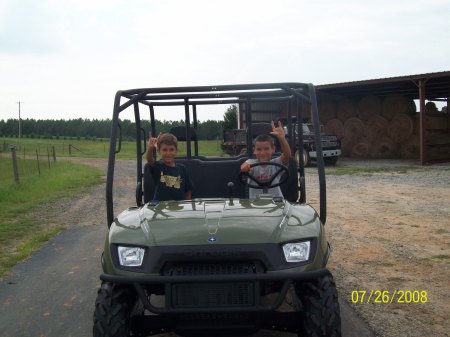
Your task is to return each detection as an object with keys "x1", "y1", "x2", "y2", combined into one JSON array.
[{"x1": 222, "y1": 105, "x2": 238, "y2": 131}]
